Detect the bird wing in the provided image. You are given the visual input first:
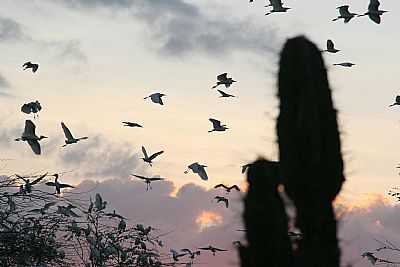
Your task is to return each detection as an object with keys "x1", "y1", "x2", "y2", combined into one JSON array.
[
  {"x1": 61, "y1": 122, "x2": 74, "y2": 140},
  {"x1": 327, "y1": 40, "x2": 334, "y2": 50},
  {"x1": 132, "y1": 174, "x2": 148, "y2": 180},
  {"x1": 368, "y1": 0, "x2": 380, "y2": 12},
  {"x1": 149, "y1": 177, "x2": 164, "y2": 181},
  {"x1": 32, "y1": 64, "x2": 39, "y2": 73},
  {"x1": 217, "y1": 90, "x2": 228, "y2": 97},
  {"x1": 198, "y1": 167, "x2": 208, "y2": 181},
  {"x1": 339, "y1": 5, "x2": 350, "y2": 17},
  {"x1": 159, "y1": 97, "x2": 164, "y2": 105},
  {"x1": 241, "y1": 164, "x2": 250, "y2": 174},
  {"x1": 24, "y1": 120, "x2": 36, "y2": 137},
  {"x1": 198, "y1": 247, "x2": 211, "y2": 250},
  {"x1": 45, "y1": 182, "x2": 56, "y2": 186},
  {"x1": 209, "y1": 118, "x2": 221, "y2": 128},
  {"x1": 230, "y1": 185, "x2": 241, "y2": 191},
  {"x1": 149, "y1": 151, "x2": 164, "y2": 161},
  {"x1": 22, "y1": 62, "x2": 30, "y2": 68},
  {"x1": 142, "y1": 146, "x2": 149, "y2": 159},
  {"x1": 214, "y1": 248, "x2": 227, "y2": 251},
  {"x1": 59, "y1": 183, "x2": 75, "y2": 189},
  {"x1": 214, "y1": 184, "x2": 228, "y2": 189},
  {"x1": 396, "y1": 96, "x2": 400, "y2": 104},
  {"x1": 21, "y1": 104, "x2": 32, "y2": 114},
  {"x1": 369, "y1": 12, "x2": 381, "y2": 24},
  {"x1": 217, "y1": 73, "x2": 227, "y2": 82},
  {"x1": 27, "y1": 139, "x2": 41, "y2": 155},
  {"x1": 271, "y1": 0, "x2": 283, "y2": 9},
  {"x1": 30, "y1": 172, "x2": 48, "y2": 185}
]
